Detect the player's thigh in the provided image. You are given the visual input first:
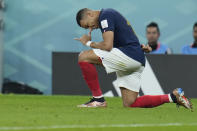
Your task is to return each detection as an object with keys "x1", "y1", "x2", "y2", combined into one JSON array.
[
  {"x1": 78, "y1": 50, "x2": 102, "y2": 65},
  {"x1": 120, "y1": 87, "x2": 138, "y2": 107}
]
